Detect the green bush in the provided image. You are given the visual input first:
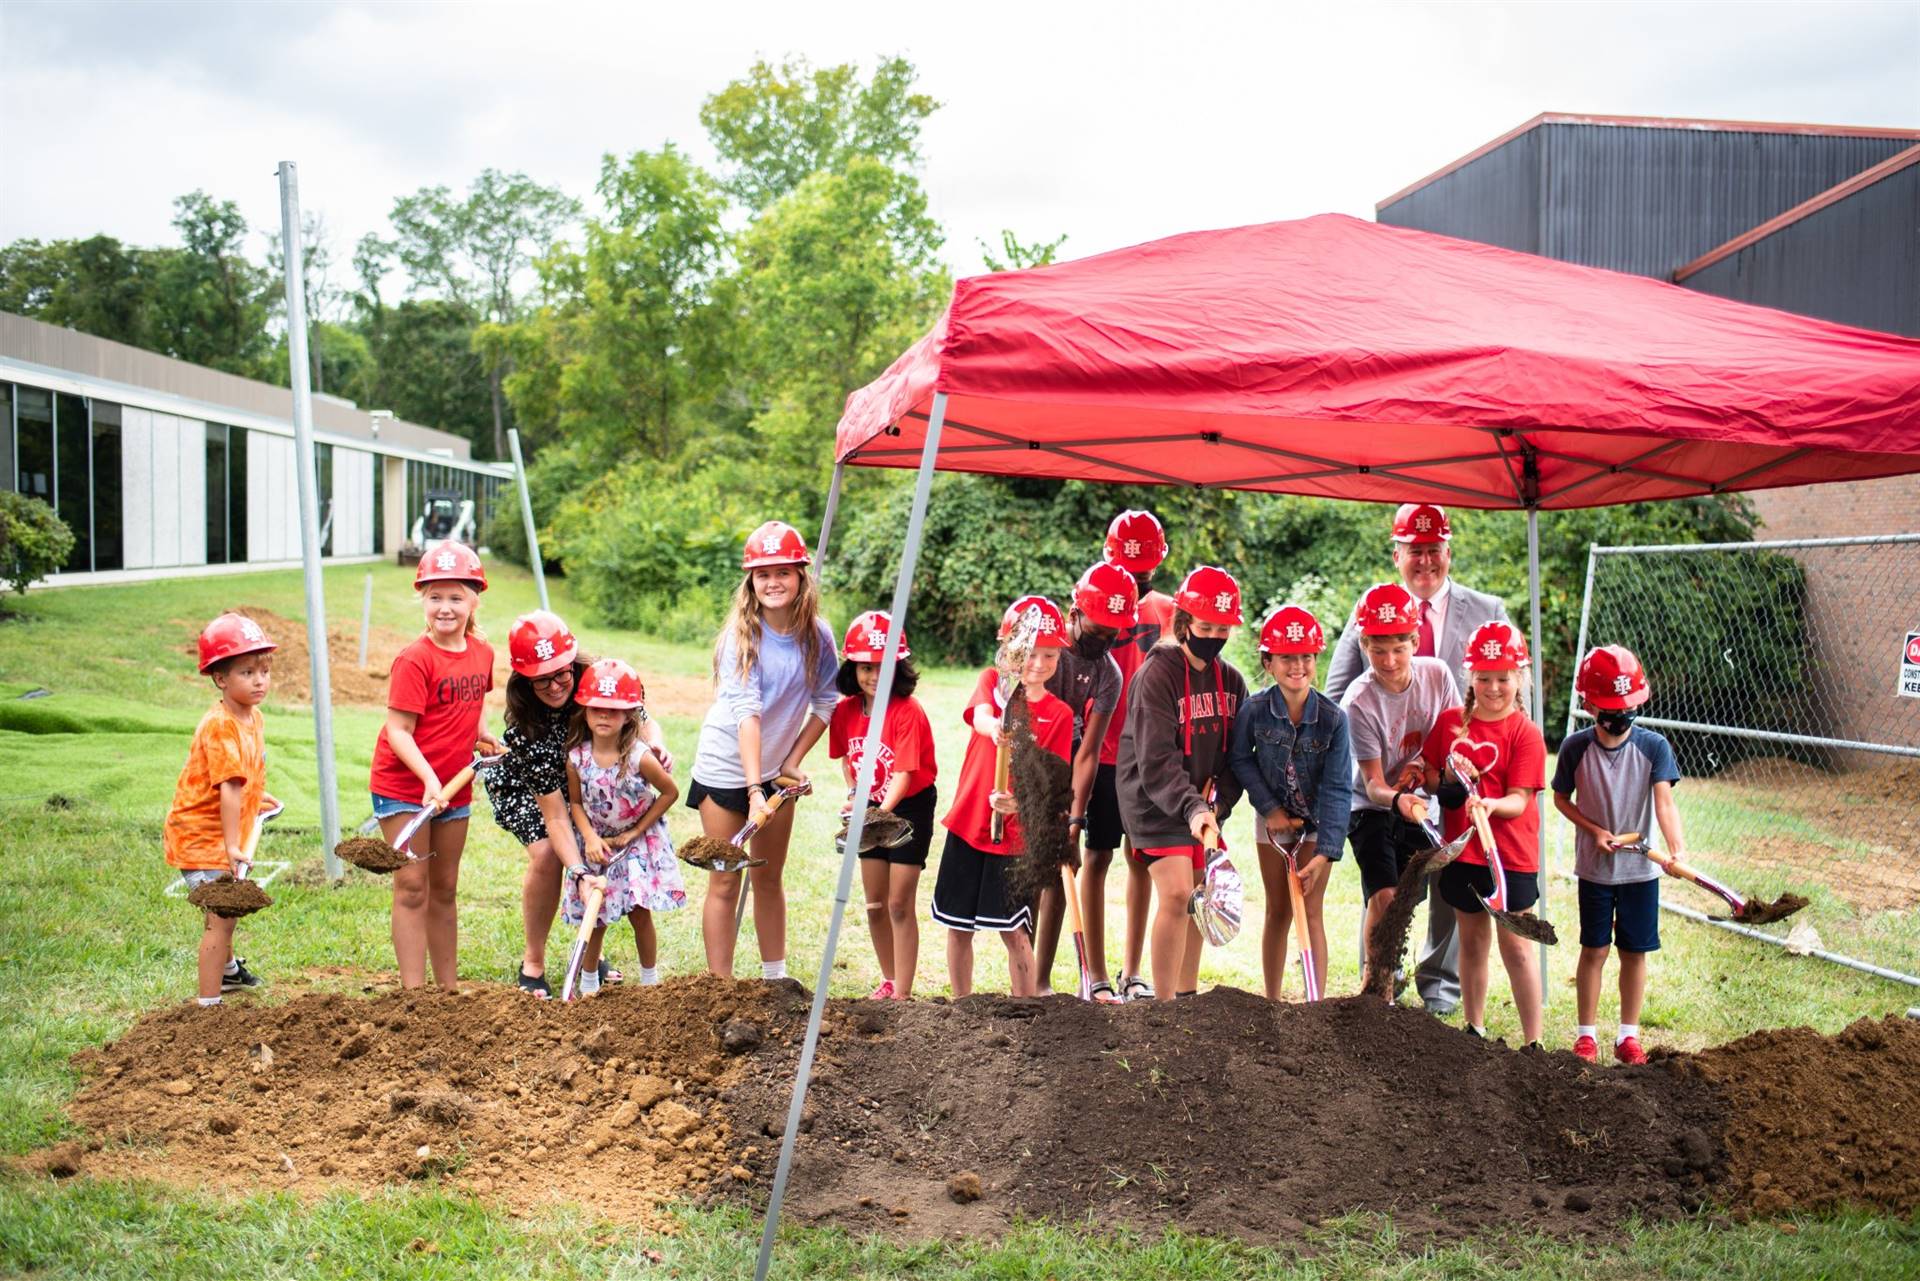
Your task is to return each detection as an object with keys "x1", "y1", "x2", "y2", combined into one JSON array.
[{"x1": 0, "y1": 492, "x2": 76, "y2": 595}]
